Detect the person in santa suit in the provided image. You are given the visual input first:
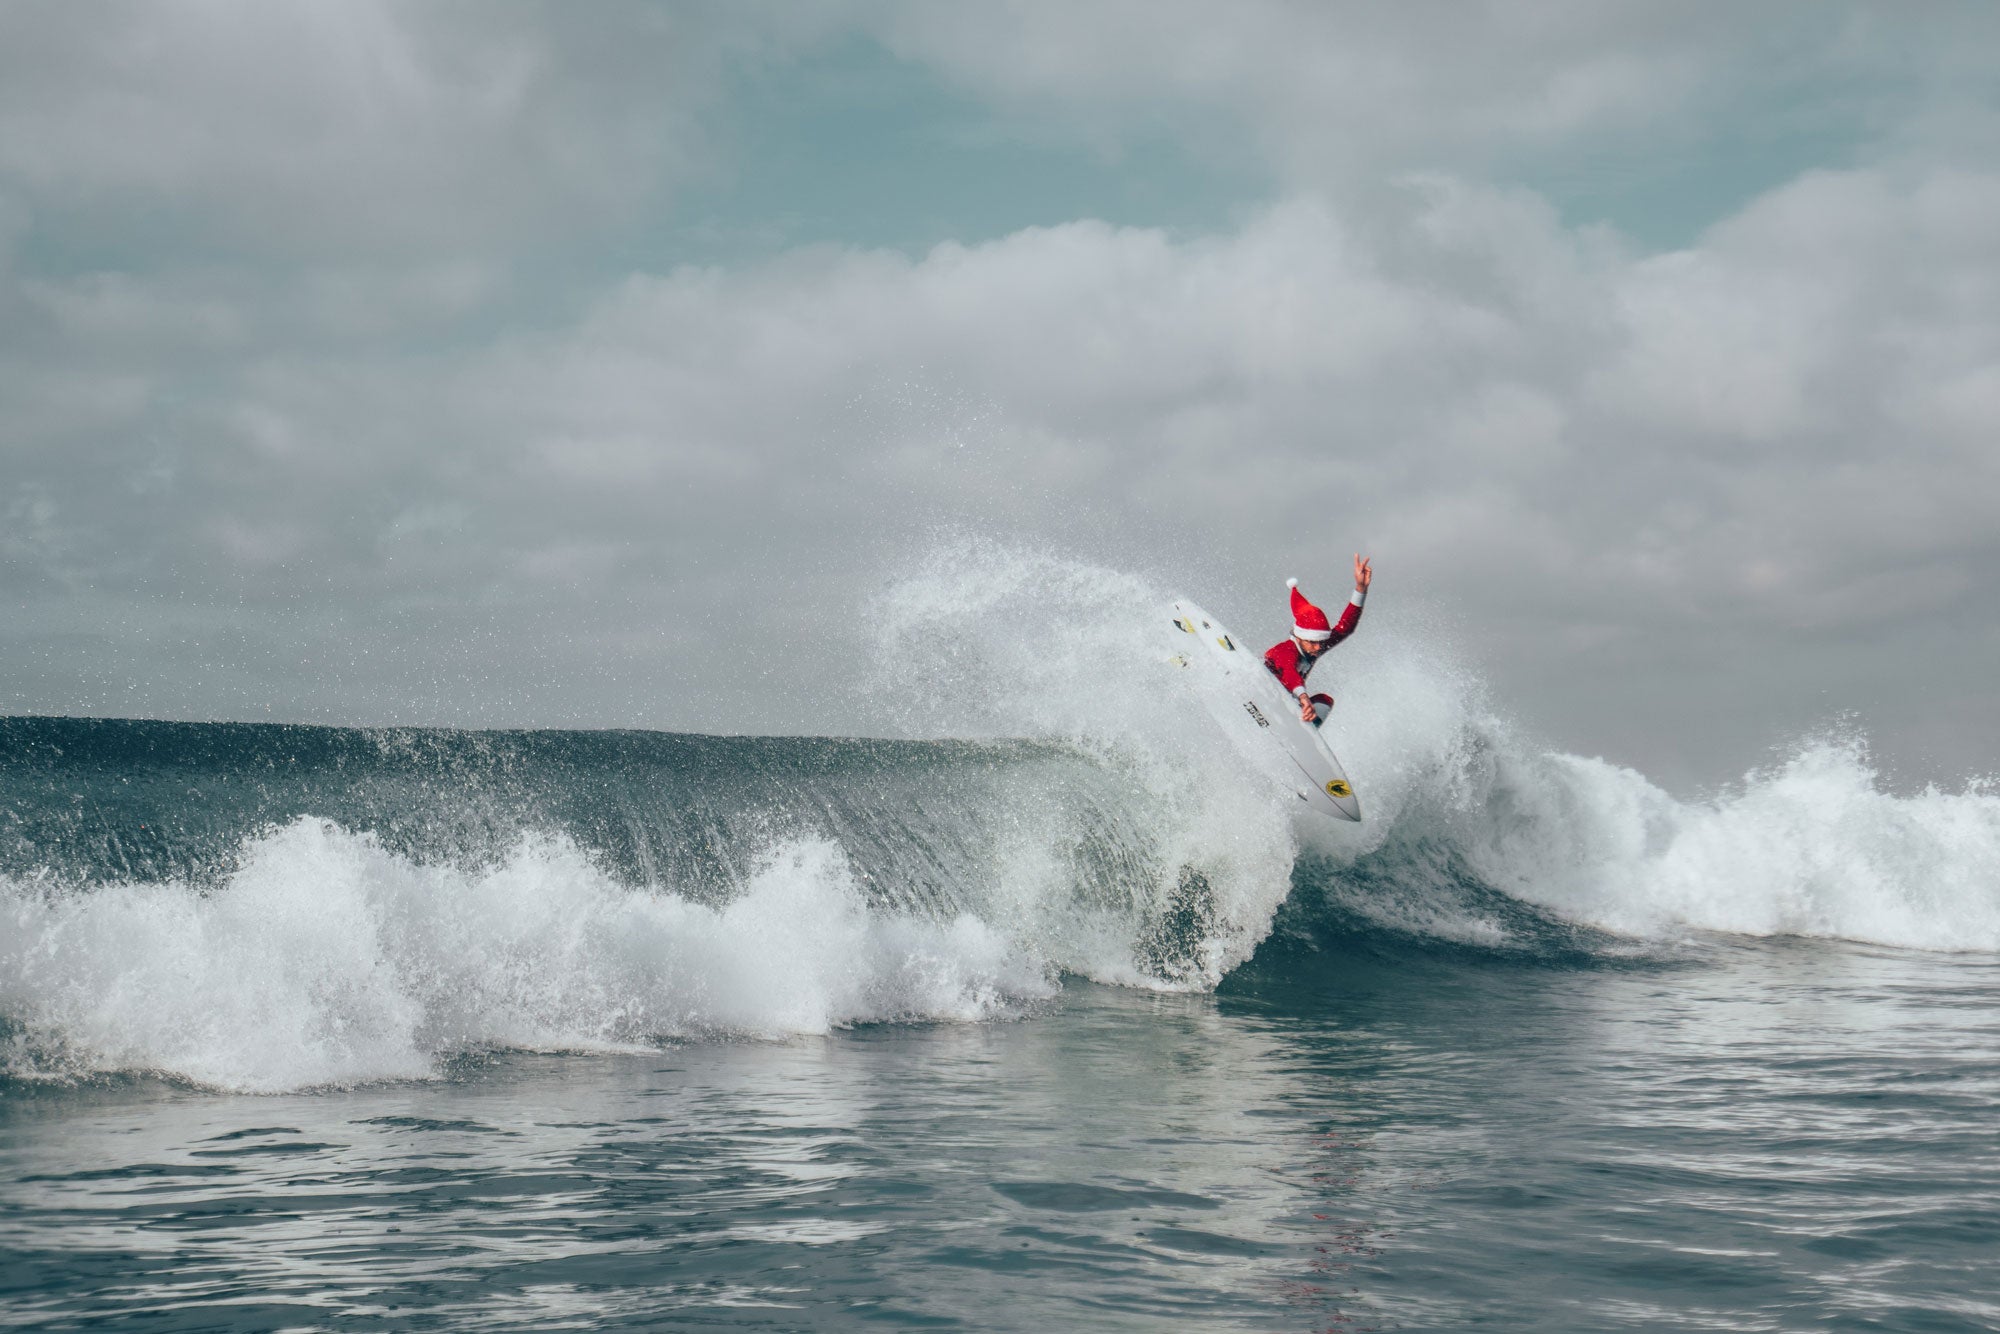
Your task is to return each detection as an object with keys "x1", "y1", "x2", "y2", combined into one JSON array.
[{"x1": 1264, "y1": 554, "x2": 1373, "y2": 725}]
